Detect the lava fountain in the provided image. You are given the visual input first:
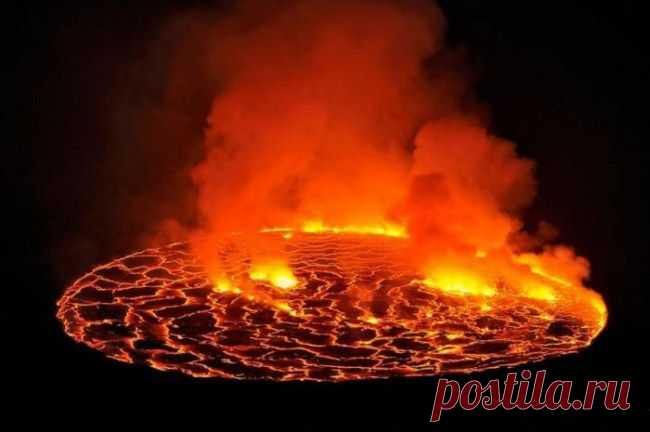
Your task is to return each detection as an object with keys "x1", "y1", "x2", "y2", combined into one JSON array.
[{"x1": 56, "y1": 0, "x2": 606, "y2": 380}]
